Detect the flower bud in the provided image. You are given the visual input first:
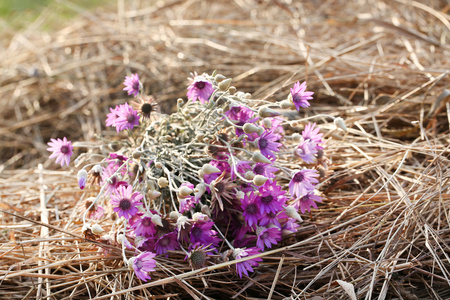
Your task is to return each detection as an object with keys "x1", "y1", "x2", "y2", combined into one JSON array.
[
  {"x1": 216, "y1": 108, "x2": 223, "y2": 115},
  {"x1": 177, "y1": 98, "x2": 184, "y2": 105},
  {"x1": 169, "y1": 211, "x2": 180, "y2": 220},
  {"x1": 215, "y1": 74, "x2": 226, "y2": 83},
  {"x1": 201, "y1": 205, "x2": 211, "y2": 216},
  {"x1": 192, "y1": 212, "x2": 209, "y2": 222},
  {"x1": 178, "y1": 185, "x2": 193, "y2": 197},
  {"x1": 244, "y1": 171, "x2": 256, "y2": 180},
  {"x1": 77, "y1": 169, "x2": 88, "y2": 190},
  {"x1": 292, "y1": 133, "x2": 302, "y2": 142},
  {"x1": 132, "y1": 151, "x2": 142, "y2": 159},
  {"x1": 258, "y1": 106, "x2": 280, "y2": 118},
  {"x1": 158, "y1": 177, "x2": 169, "y2": 188},
  {"x1": 251, "y1": 152, "x2": 272, "y2": 164},
  {"x1": 262, "y1": 118, "x2": 272, "y2": 129},
  {"x1": 334, "y1": 117, "x2": 347, "y2": 132},
  {"x1": 219, "y1": 78, "x2": 232, "y2": 91},
  {"x1": 243, "y1": 123, "x2": 261, "y2": 134},
  {"x1": 151, "y1": 214, "x2": 163, "y2": 227},
  {"x1": 91, "y1": 224, "x2": 104, "y2": 235},
  {"x1": 155, "y1": 162, "x2": 163, "y2": 168},
  {"x1": 194, "y1": 183, "x2": 207, "y2": 199},
  {"x1": 284, "y1": 206, "x2": 303, "y2": 223},
  {"x1": 201, "y1": 164, "x2": 221, "y2": 174},
  {"x1": 82, "y1": 223, "x2": 91, "y2": 234},
  {"x1": 253, "y1": 175, "x2": 268, "y2": 186},
  {"x1": 148, "y1": 189, "x2": 161, "y2": 199},
  {"x1": 280, "y1": 99, "x2": 295, "y2": 109},
  {"x1": 91, "y1": 164, "x2": 102, "y2": 175},
  {"x1": 235, "y1": 191, "x2": 245, "y2": 200},
  {"x1": 229, "y1": 86, "x2": 236, "y2": 95}
]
